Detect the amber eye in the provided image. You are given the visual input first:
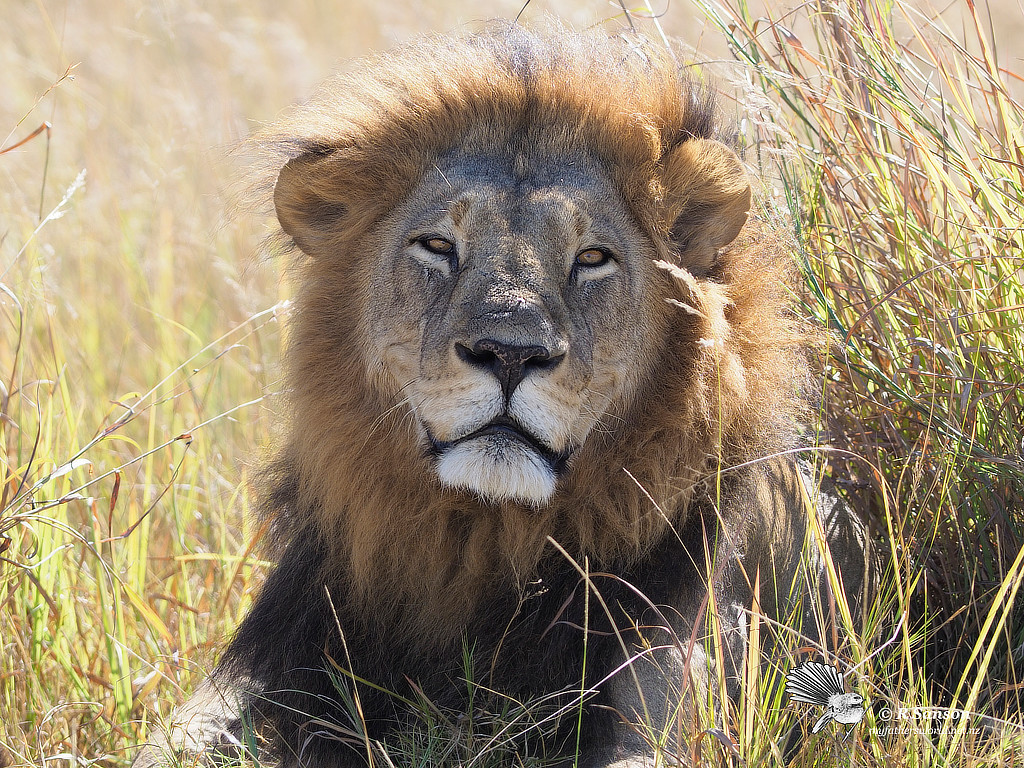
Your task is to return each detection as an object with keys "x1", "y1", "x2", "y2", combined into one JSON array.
[
  {"x1": 420, "y1": 236, "x2": 455, "y2": 255},
  {"x1": 575, "y1": 248, "x2": 612, "y2": 268}
]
